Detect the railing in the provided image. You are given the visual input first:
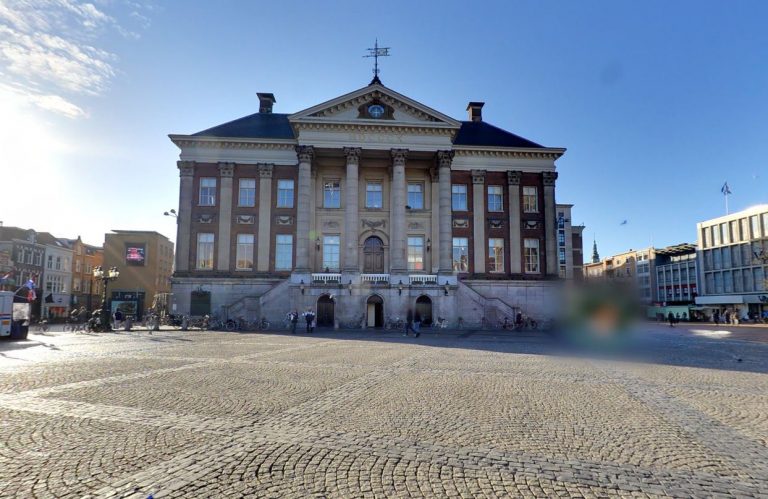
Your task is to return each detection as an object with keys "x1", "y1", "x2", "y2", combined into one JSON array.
[
  {"x1": 361, "y1": 273, "x2": 390, "y2": 284},
  {"x1": 409, "y1": 274, "x2": 438, "y2": 285},
  {"x1": 311, "y1": 273, "x2": 341, "y2": 284}
]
